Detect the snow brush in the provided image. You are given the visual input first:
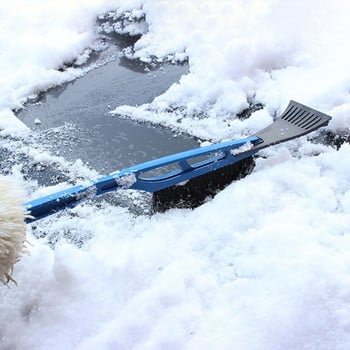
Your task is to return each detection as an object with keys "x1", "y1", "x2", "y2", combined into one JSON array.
[{"x1": 20, "y1": 100, "x2": 331, "y2": 223}]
